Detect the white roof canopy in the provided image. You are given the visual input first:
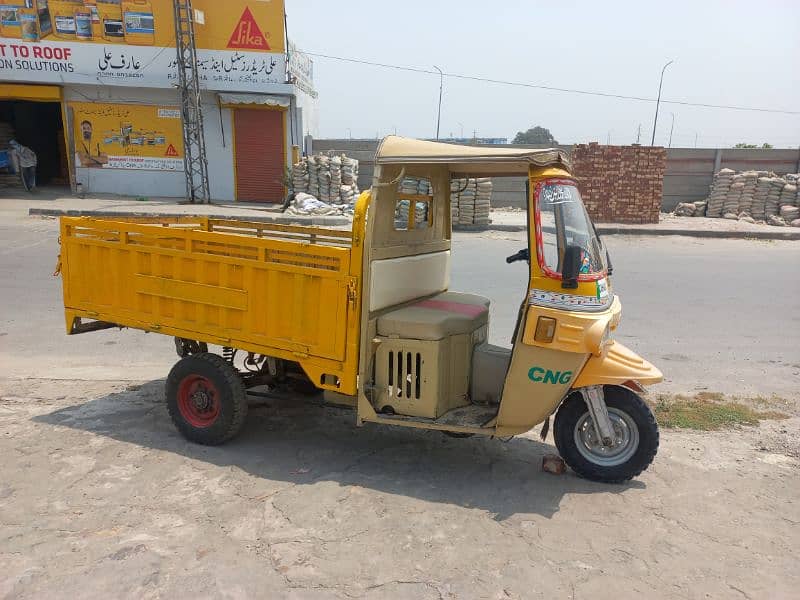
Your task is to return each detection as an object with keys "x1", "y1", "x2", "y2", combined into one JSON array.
[
  {"x1": 218, "y1": 93, "x2": 290, "y2": 108},
  {"x1": 375, "y1": 136, "x2": 571, "y2": 175}
]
